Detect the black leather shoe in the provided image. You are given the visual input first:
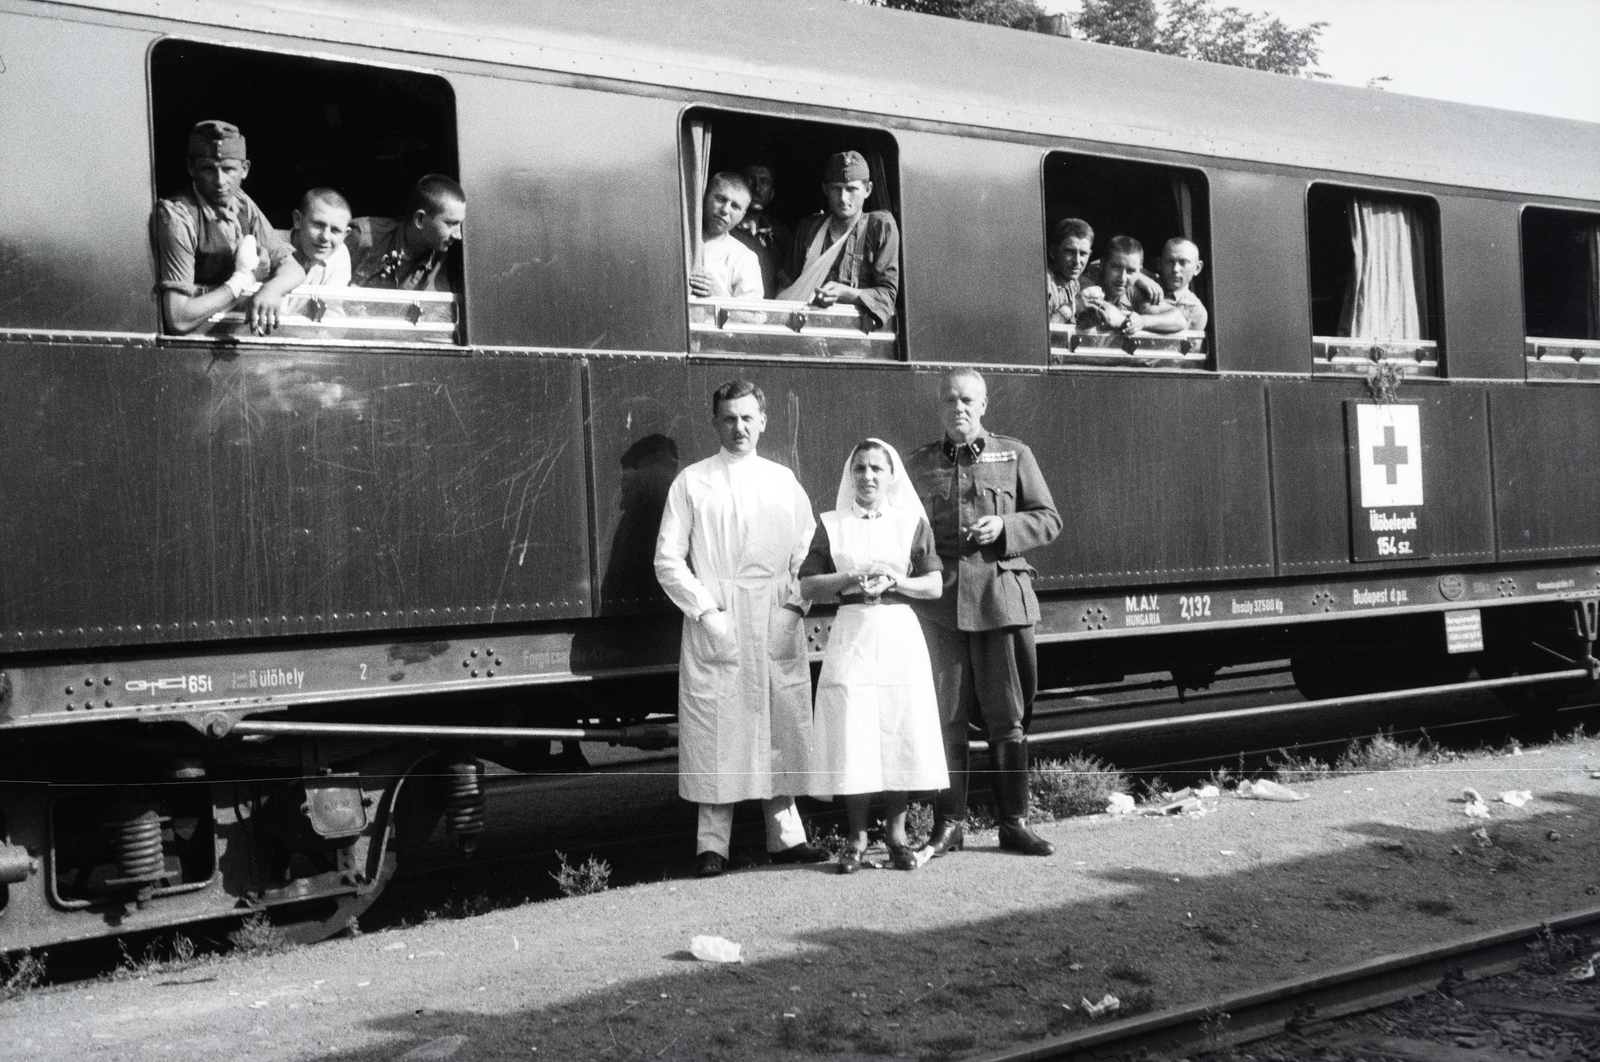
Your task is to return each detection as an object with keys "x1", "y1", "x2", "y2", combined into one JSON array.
[
  {"x1": 836, "y1": 849, "x2": 863, "y2": 875},
  {"x1": 994, "y1": 739, "x2": 1055, "y2": 856},
  {"x1": 695, "y1": 851, "x2": 726, "y2": 877},
  {"x1": 887, "y1": 842, "x2": 918, "y2": 871},
  {"x1": 926, "y1": 822, "x2": 964, "y2": 857},
  {"x1": 769, "y1": 842, "x2": 829, "y2": 865},
  {"x1": 997, "y1": 821, "x2": 1055, "y2": 857}
]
